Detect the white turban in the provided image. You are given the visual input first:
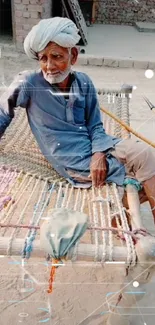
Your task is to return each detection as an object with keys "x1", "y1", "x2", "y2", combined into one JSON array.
[{"x1": 24, "y1": 17, "x2": 81, "y2": 60}]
